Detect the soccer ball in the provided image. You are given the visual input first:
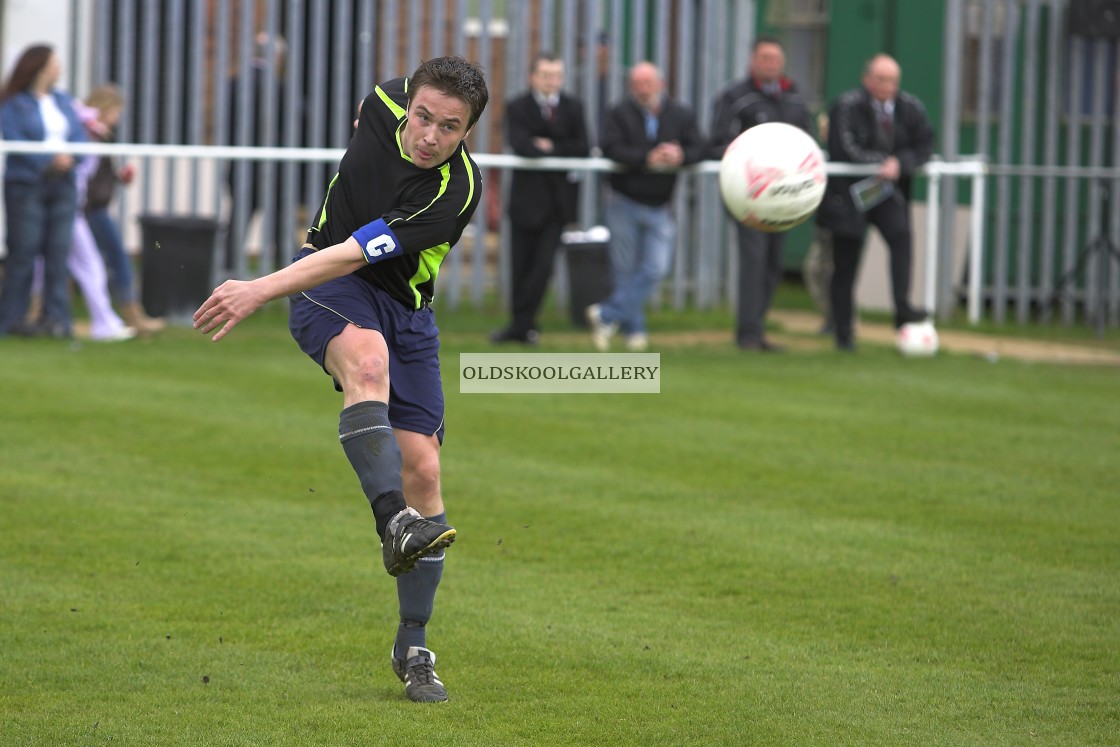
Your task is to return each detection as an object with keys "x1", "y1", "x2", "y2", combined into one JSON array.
[
  {"x1": 718, "y1": 122, "x2": 827, "y2": 232},
  {"x1": 896, "y1": 321, "x2": 939, "y2": 357}
]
